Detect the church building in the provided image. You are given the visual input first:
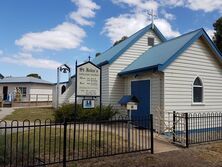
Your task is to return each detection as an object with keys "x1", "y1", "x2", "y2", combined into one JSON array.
[{"x1": 56, "y1": 23, "x2": 222, "y2": 132}]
